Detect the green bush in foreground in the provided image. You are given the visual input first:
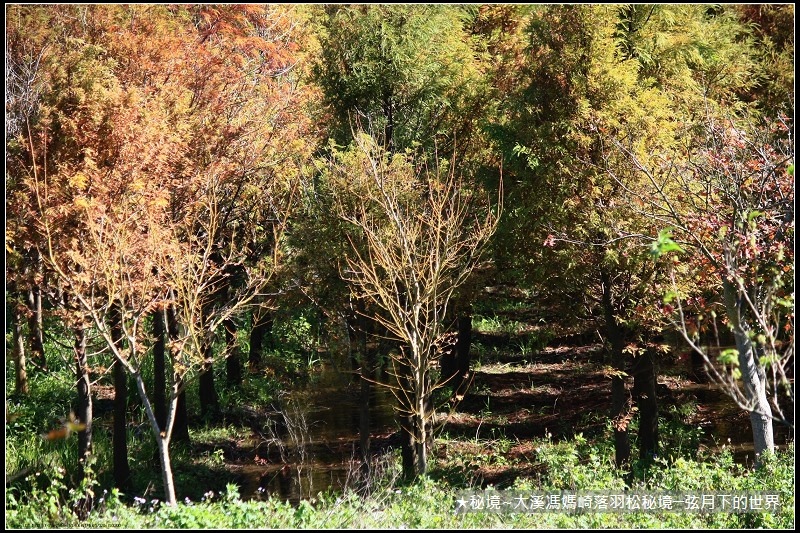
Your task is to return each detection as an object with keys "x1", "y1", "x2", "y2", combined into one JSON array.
[{"x1": 7, "y1": 442, "x2": 794, "y2": 529}]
